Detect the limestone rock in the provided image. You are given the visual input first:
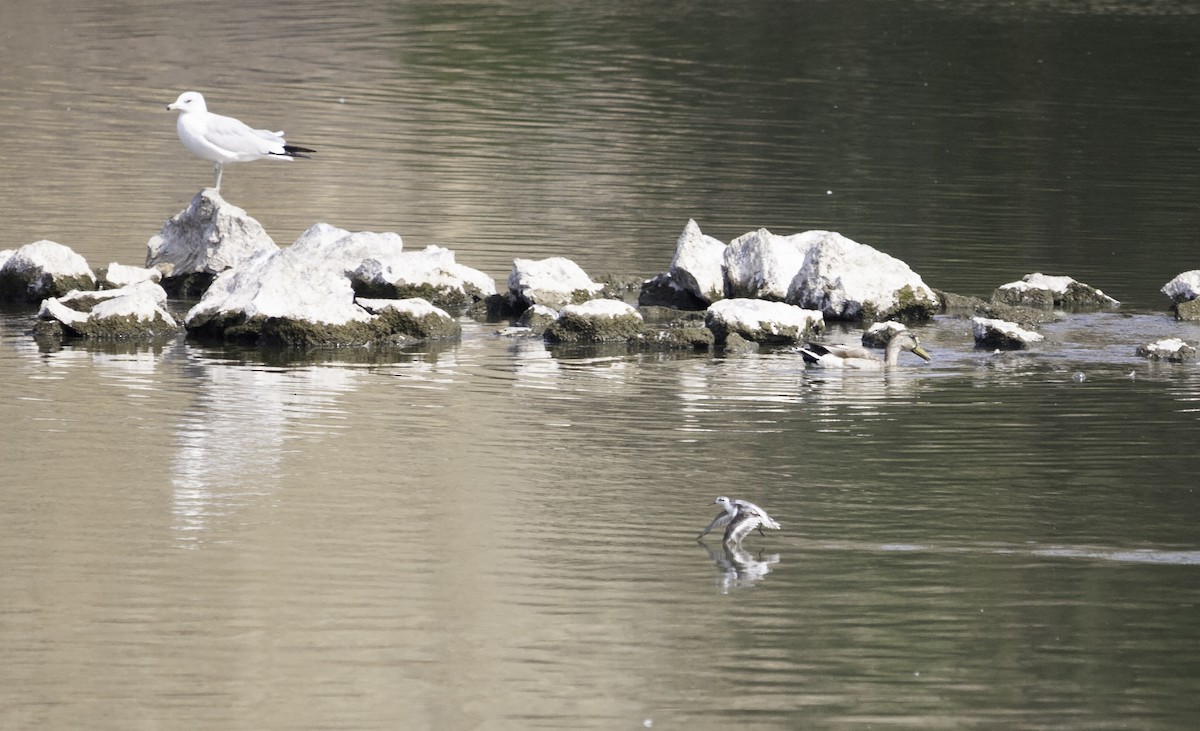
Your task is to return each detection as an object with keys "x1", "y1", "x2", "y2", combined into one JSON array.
[
  {"x1": 184, "y1": 246, "x2": 373, "y2": 345},
  {"x1": 705, "y1": 298, "x2": 824, "y2": 347},
  {"x1": 0, "y1": 240, "x2": 97, "y2": 303},
  {"x1": 972, "y1": 317, "x2": 1044, "y2": 350},
  {"x1": 508, "y1": 257, "x2": 603, "y2": 310},
  {"x1": 637, "y1": 272, "x2": 709, "y2": 310},
  {"x1": 146, "y1": 189, "x2": 278, "y2": 295},
  {"x1": 1136, "y1": 338, "x2": 1195, "y2": 363},
  {"x1": 723, "y1": 228, "x2": 813, "y2": 301},
  {"x1": 1162, "y1": 271, "x2": 1200, "y2": 320},
  {"x1": 356, "y1": 297, "x2": 462, "y2": 340},
  {"x1": 352, "y1": 245, "x2": 496, "y2": 308},
  {"x1": 546, "y1": 299, "x2": 645, "y2": 343},
  {"x1": 993, "y1": 273, "x2": 1119, "y2": 311},
  {"x1": 786, "y1": 231, "x2": 938, "y2": 322},
  {"x1": 37, "y1": 280, "x2": 178, "y2": 338},
  {"x1": 668, "y1": 219, "x2": 727, "y2": 304},
  {"x1": 99, "y1": 262, "x2": 162, "y2": 289}
]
